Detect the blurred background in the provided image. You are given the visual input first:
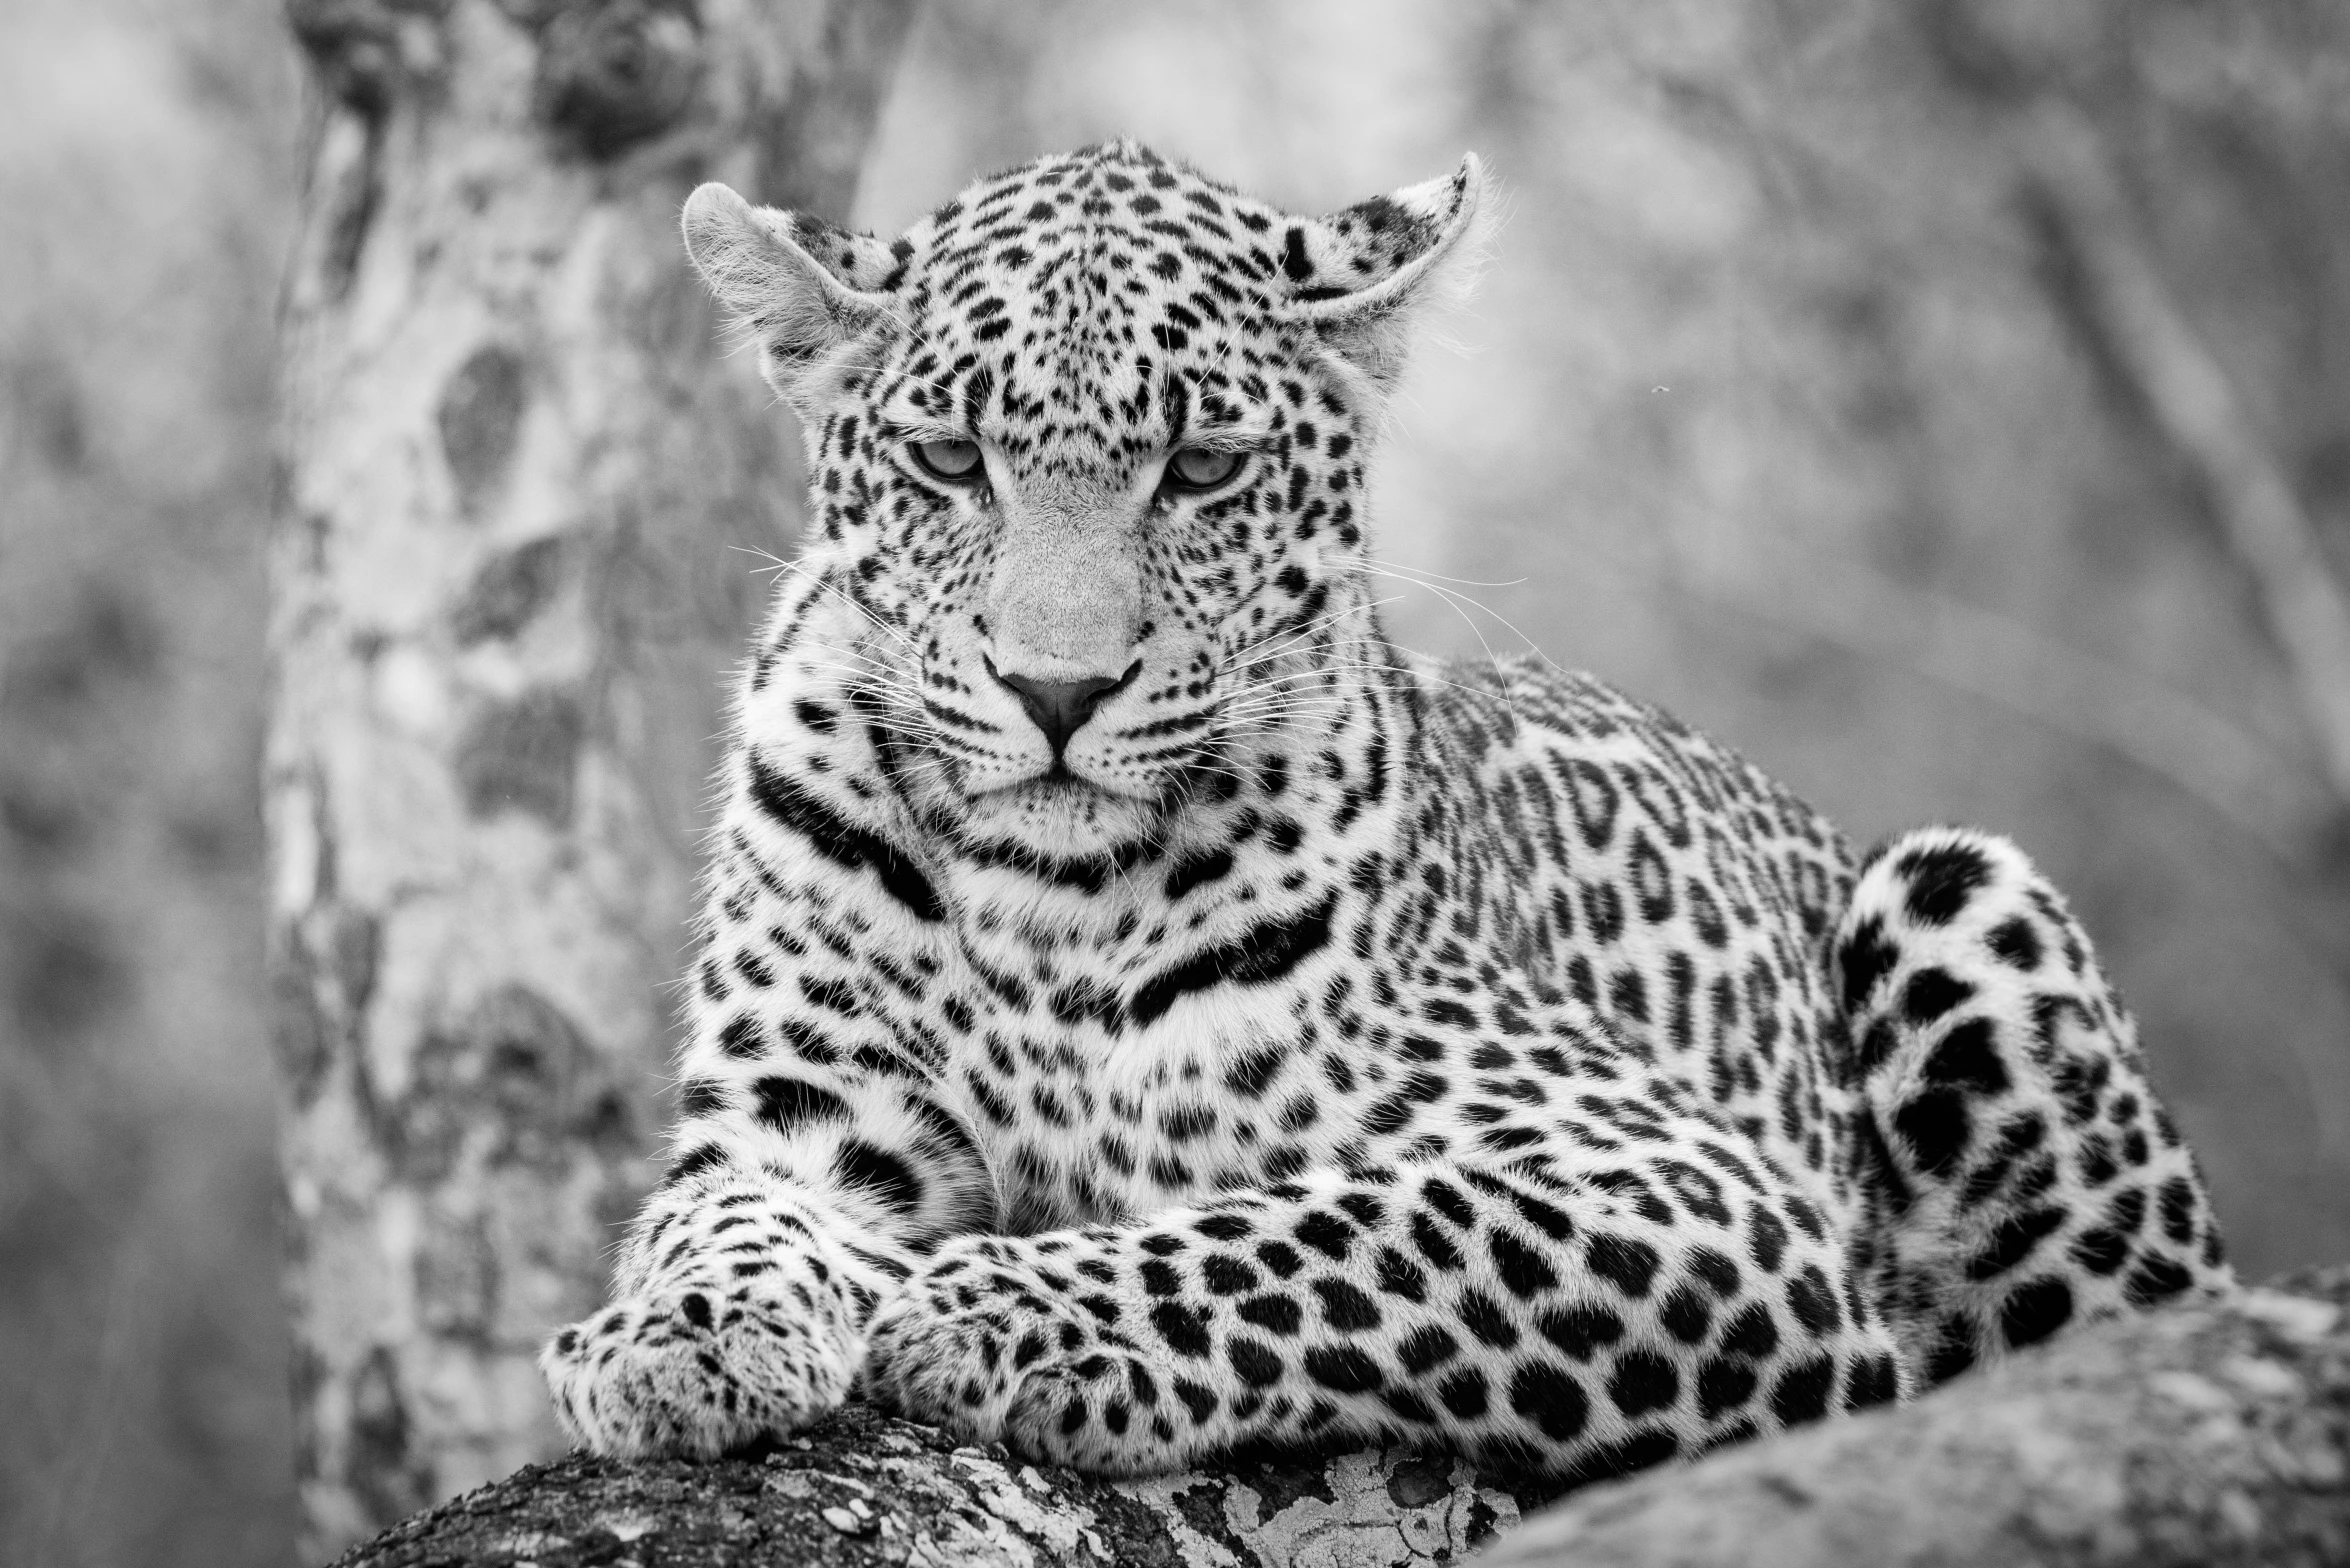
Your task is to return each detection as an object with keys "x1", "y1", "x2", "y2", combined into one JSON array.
[{"x1": 5, "y1": 0, "x2": 2349, "y2": 1563}]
